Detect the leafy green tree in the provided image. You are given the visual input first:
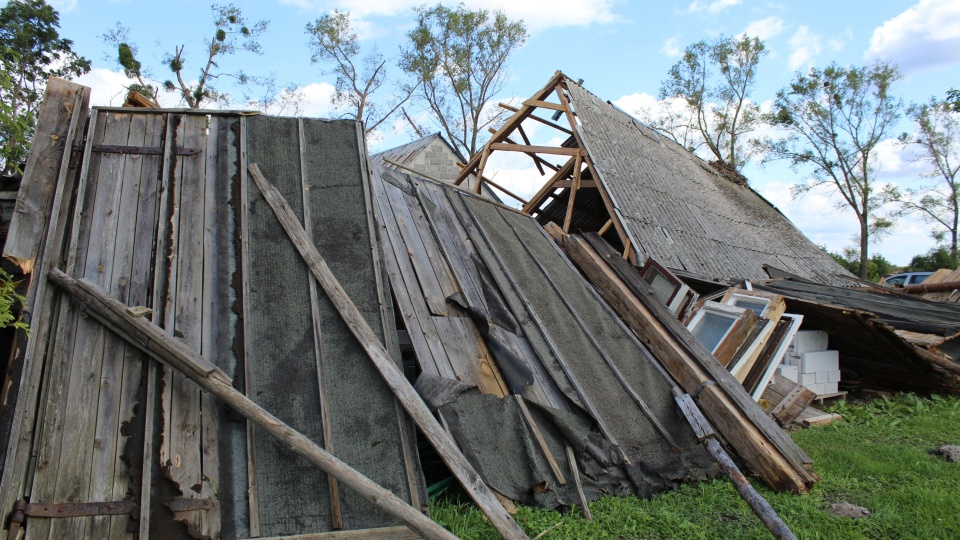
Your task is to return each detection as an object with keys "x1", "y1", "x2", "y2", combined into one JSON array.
[
  {"x1": 906, "y1": 246, "x2": 957, "y2": 272},
  {"x1": 306, "y1": 11, "x2": 416, "y2": 134},
  {"x1": 400, "y1": 3, "x2": 527, "y2": 157},
  {"x1": 827, "y1": 247, "x2": 895, "y2": 282},
  {"x1": 656, "y1": 35, "x2": 766, "y2": 172},
  {"x1": 0, "y1": 0, "x2": 90, "y2": 174},
  {"x1": 888, "y1": 96, "x2": 960, "y2": 266},
  {"x1": 105, "y1": 4, "x2": 268, "y2": 109},
  {"x1": 758, "y1": 62, "x2": 903, "y2": 280}
]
